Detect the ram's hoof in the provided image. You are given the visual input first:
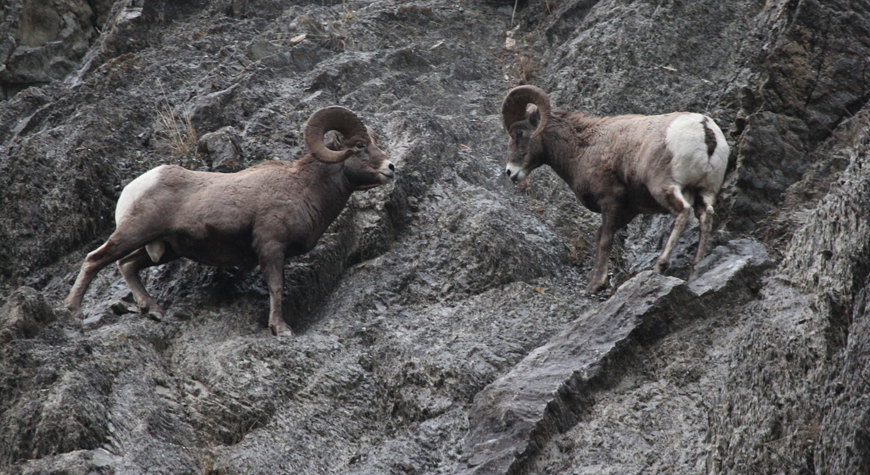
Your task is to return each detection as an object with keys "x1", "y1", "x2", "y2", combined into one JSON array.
[
  {"x1": 270, "y1": 322, "x2": 294, "y2": 337},
  {"x1": 585, "y1": 282, "x2": 608, "y2": 294},
  {"x1": 142, "y1": 305, "x2": 165, "y2": 322},
  {"x1": 654, "y1": 261, "x2": 669, "y2": 274}
]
